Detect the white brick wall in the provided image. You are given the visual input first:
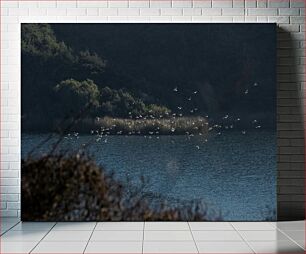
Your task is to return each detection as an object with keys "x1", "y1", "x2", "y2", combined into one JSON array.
[{"x1": 0, "y1": 0, "x2": 305, "y2": 219}]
